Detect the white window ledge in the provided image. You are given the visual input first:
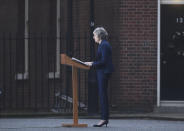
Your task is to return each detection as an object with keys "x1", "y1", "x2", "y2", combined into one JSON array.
[
  {"x1": 16, "y1": 72, "x2": 60, "y2": 80},
  {"x1": 161, "y1": 0, "x2": 184, "y2": 4},
  {"x1": 48, "y1": 72, "x2": 60, "y2": 79},
  {"x1": 16, "y1": 72, "x2": 29, "y2": 80}
]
